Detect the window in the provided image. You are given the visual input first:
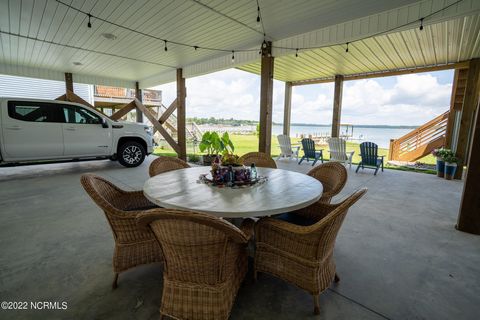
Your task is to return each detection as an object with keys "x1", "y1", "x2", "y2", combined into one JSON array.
[
  {"x1": 62, "y1": 106, "x2": 102, "y2": 124},
  {"x1": 7, "y1": 101, "x2": 62, "y2": 123}
]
